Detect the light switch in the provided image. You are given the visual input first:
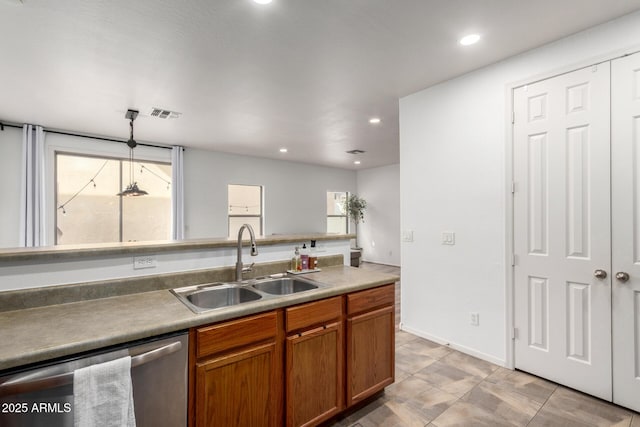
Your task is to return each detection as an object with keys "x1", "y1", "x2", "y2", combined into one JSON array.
[
  {"x1": 402, "y1": 229, "x2": 414, "y2": 242},
  {"x1": 441, "y1": 231, "x2": 455, "y2": 245}
]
